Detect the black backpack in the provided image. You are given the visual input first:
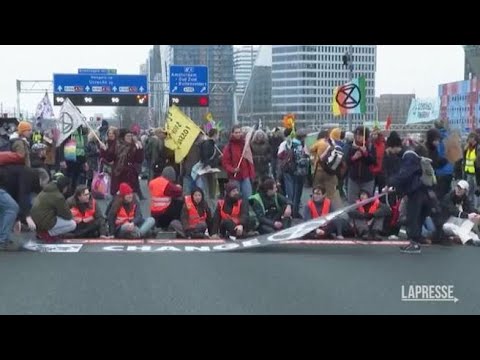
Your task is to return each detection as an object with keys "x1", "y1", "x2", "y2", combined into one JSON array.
[{"x1": 319, "y1": 139, "x2": 344, "y2": 175}]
